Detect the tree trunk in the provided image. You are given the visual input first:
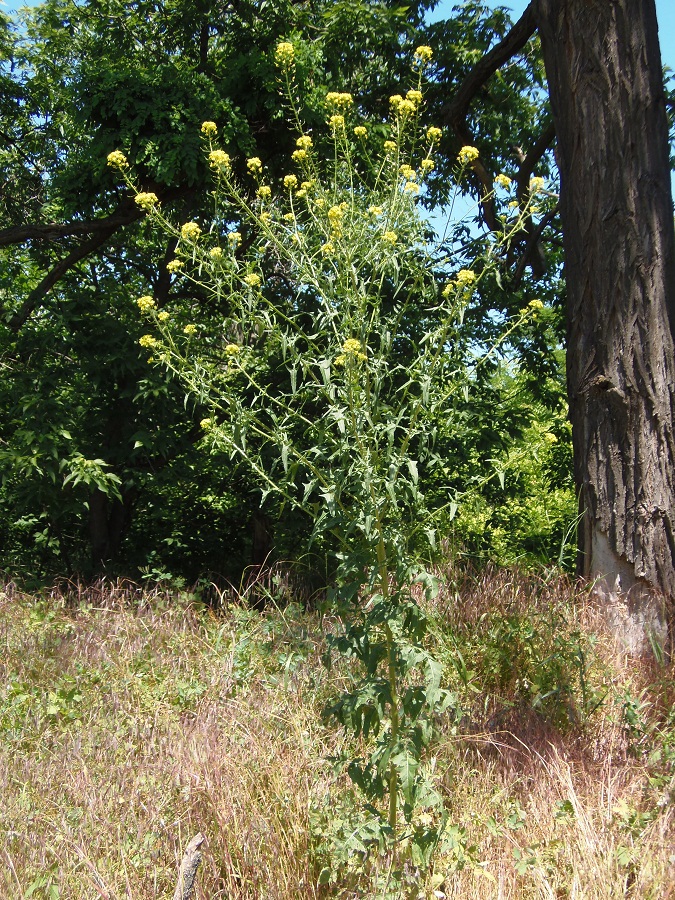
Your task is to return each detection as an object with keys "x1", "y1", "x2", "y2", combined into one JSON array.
[
  {"x1": 89, "y1": 487, "x2": 134, "y2": 572},
  {"x1": 536, "y1": 0, "x2": 675, "y2": 652}
]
